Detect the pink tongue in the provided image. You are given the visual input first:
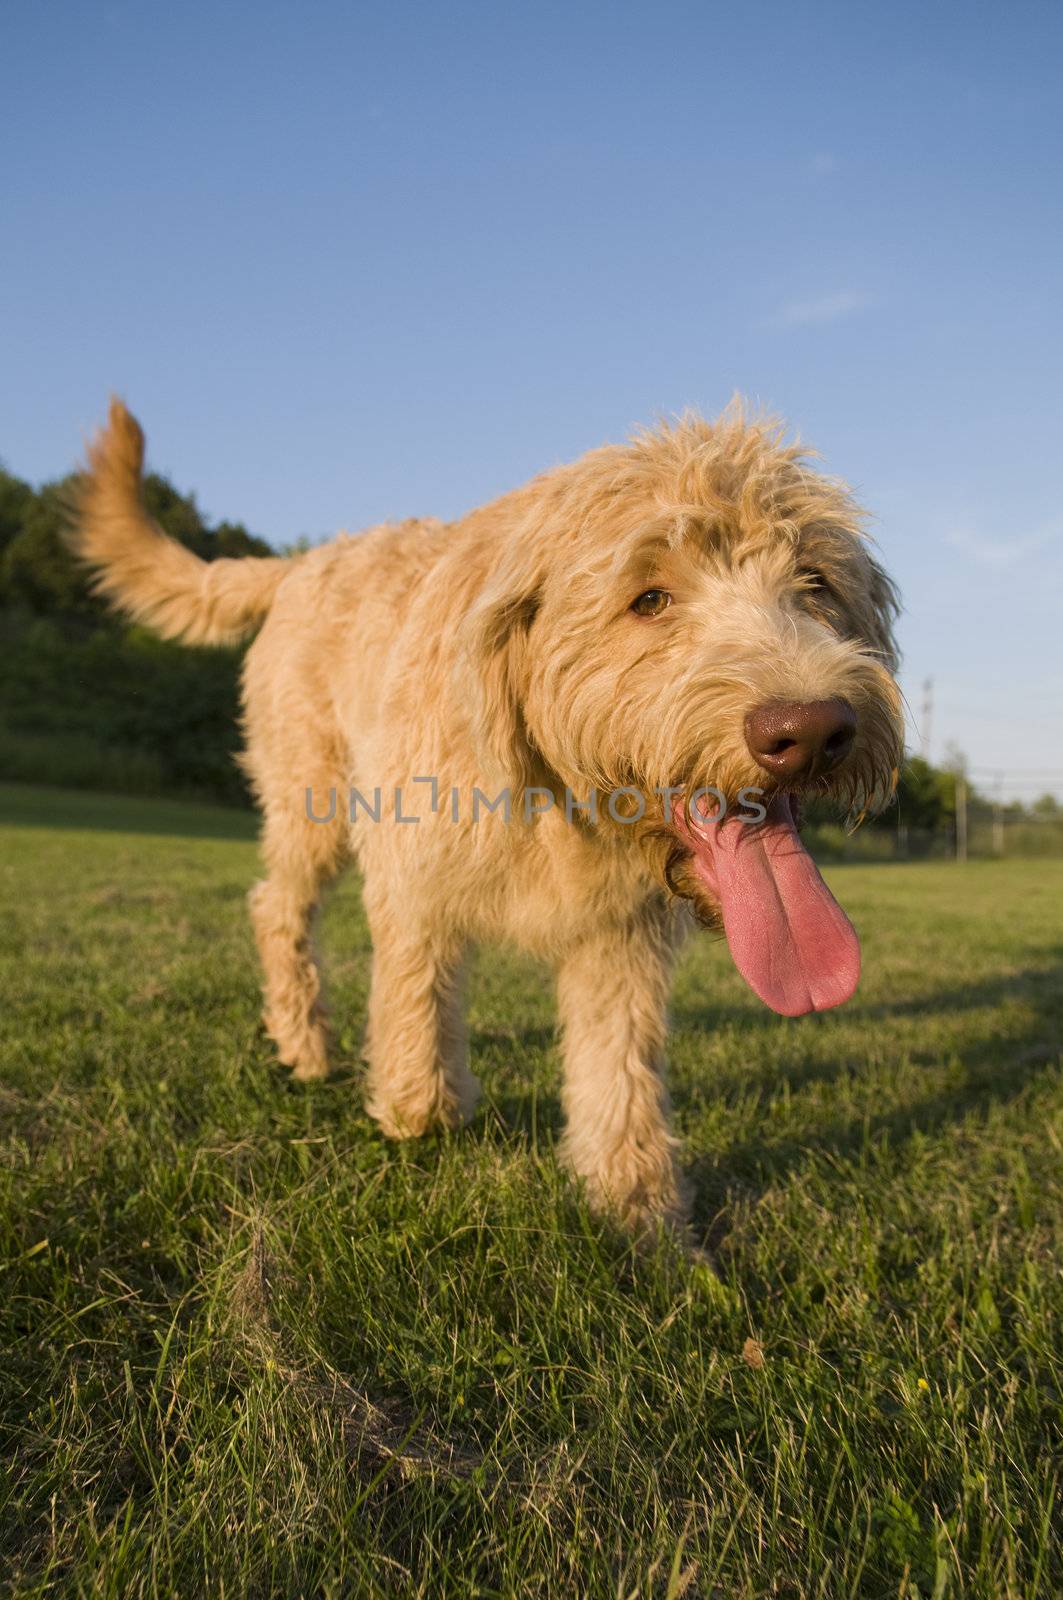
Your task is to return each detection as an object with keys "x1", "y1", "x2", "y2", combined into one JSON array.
[{"x1": 678, "y1": 794, "x2": 861, "y2": 1016}]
